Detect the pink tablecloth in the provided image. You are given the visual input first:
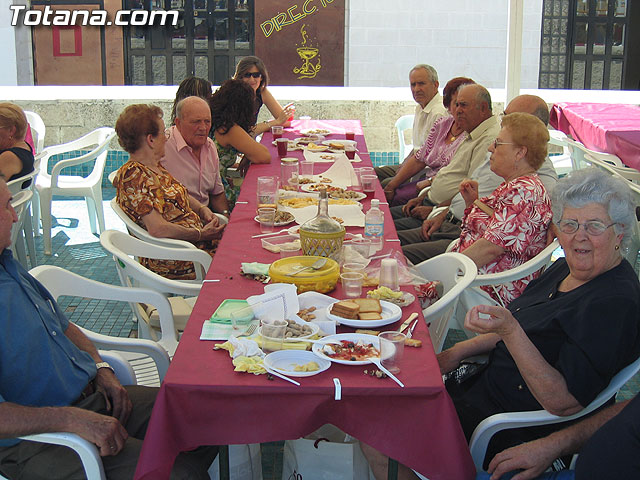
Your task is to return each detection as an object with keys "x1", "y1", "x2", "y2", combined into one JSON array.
[
  {"x1": 134, "y1": 121, "x2": 474, "y2": 480},
  {"x1": 550, "y1": 102, "x2": 640, "y2": 170}
]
